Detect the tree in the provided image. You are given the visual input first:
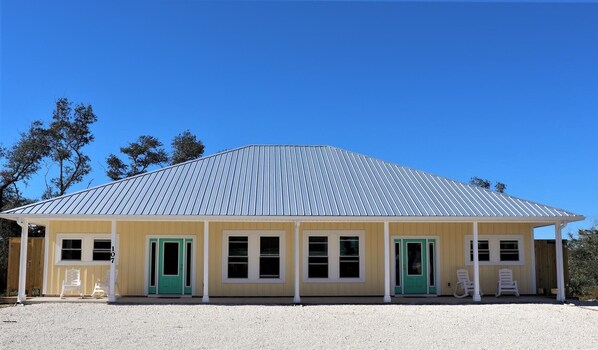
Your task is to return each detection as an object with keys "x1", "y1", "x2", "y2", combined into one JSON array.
[
  {"x1": 106, "y1": 135, "x2": 168, "y2": 180},
  {"x1": 568, "y1": 227, "x2": 598, "y2": 298},
  {"x1": 470, "y1": 177, "x2": 507, "y2": 193},
  {"x1": 44, "y1": 98, "x2": 97, "y2": 199},
  {"x1": 0, "y1": 121, "x2": 51, "y2": 211},
  {"x1": 171, "y1": 130, "x2": 205, "y2": 165}
]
